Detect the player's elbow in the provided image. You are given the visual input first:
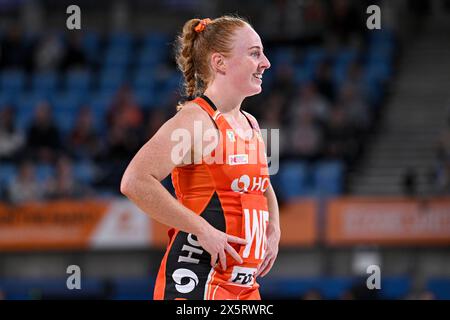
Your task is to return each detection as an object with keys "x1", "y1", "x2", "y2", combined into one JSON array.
[{"x1": 120, "y1": 170, "x2": 134, "y2": 197}]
